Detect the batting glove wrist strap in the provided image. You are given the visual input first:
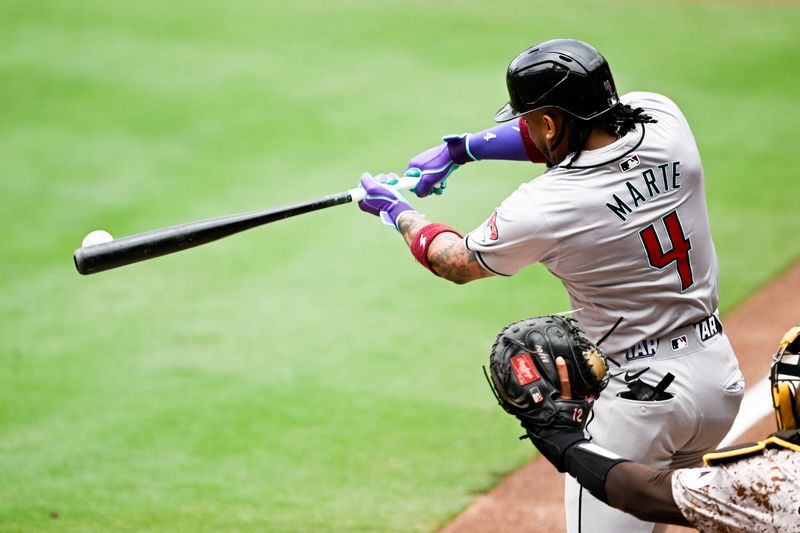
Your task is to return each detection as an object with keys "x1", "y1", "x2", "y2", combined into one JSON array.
[
  {"x1": 564, "y1": 441, "x2": 630, "y2": 504},
  {"x1": 443, "y1": 134, "x2": 474, "y2": 165},
  {"x1": 410, "y1": 223, "x2": 462, "y2": 275}
]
